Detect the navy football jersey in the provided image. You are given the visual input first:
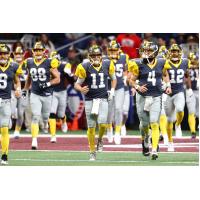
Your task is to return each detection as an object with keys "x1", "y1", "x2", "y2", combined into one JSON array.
[
  {"x1": 189, "y1": 68, "x2": 199, "y2": 91},
  {"x1": 167, "y1": 58, "x2": 189, "y2": 95},
  {"x1": 26, "y1": 58, "x2": 54, "y2": 96},
  {"x1": 0, "y1": 60, "x2": 21, "y2": 99},
  {"x1": 134, "y1": 58, "x2": 166, "y2": 97},
  {"x1": 114, "y1": 54, "x2": 127, "y2": 90},
  {"x1": 53, "y1": 61, "x2": 69, "y2": 92},
  {"x1": 19, "y1": 62, "x2": 28, "y2": 89},
  {"x1": 78, "y1": 60, "x2": 112, "y2": 100}
]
